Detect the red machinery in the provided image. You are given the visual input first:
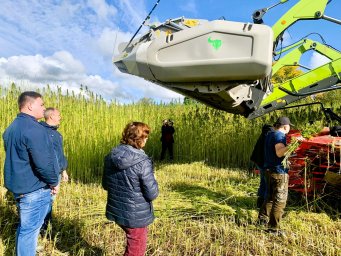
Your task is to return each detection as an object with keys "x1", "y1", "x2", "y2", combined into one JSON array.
[{"x1": 287, "y1": 130, "x2": 341, "y2": 196}]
